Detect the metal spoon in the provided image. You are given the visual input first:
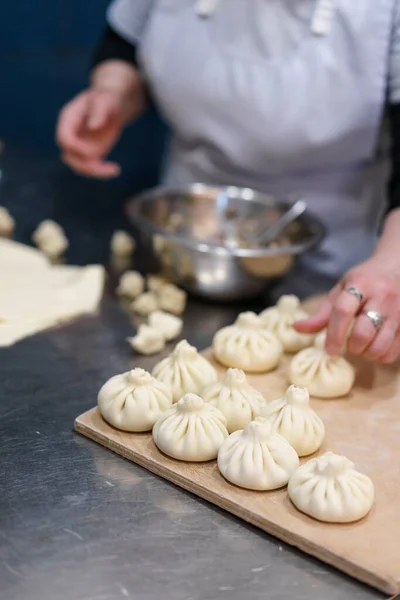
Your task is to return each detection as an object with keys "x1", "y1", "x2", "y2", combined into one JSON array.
[{"x1": 251, "y1": 199, "x2": 307, "y2": 247}]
